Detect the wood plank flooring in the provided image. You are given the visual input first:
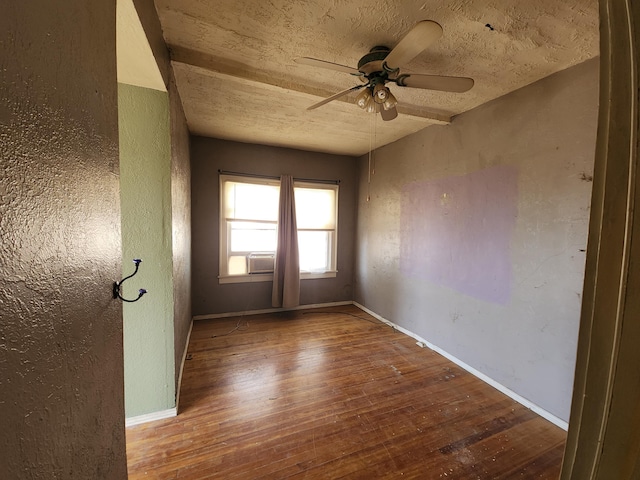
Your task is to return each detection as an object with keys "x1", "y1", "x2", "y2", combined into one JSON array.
[{"x1": 126, "y1": 305, "x2": 566, "y2": 479}]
